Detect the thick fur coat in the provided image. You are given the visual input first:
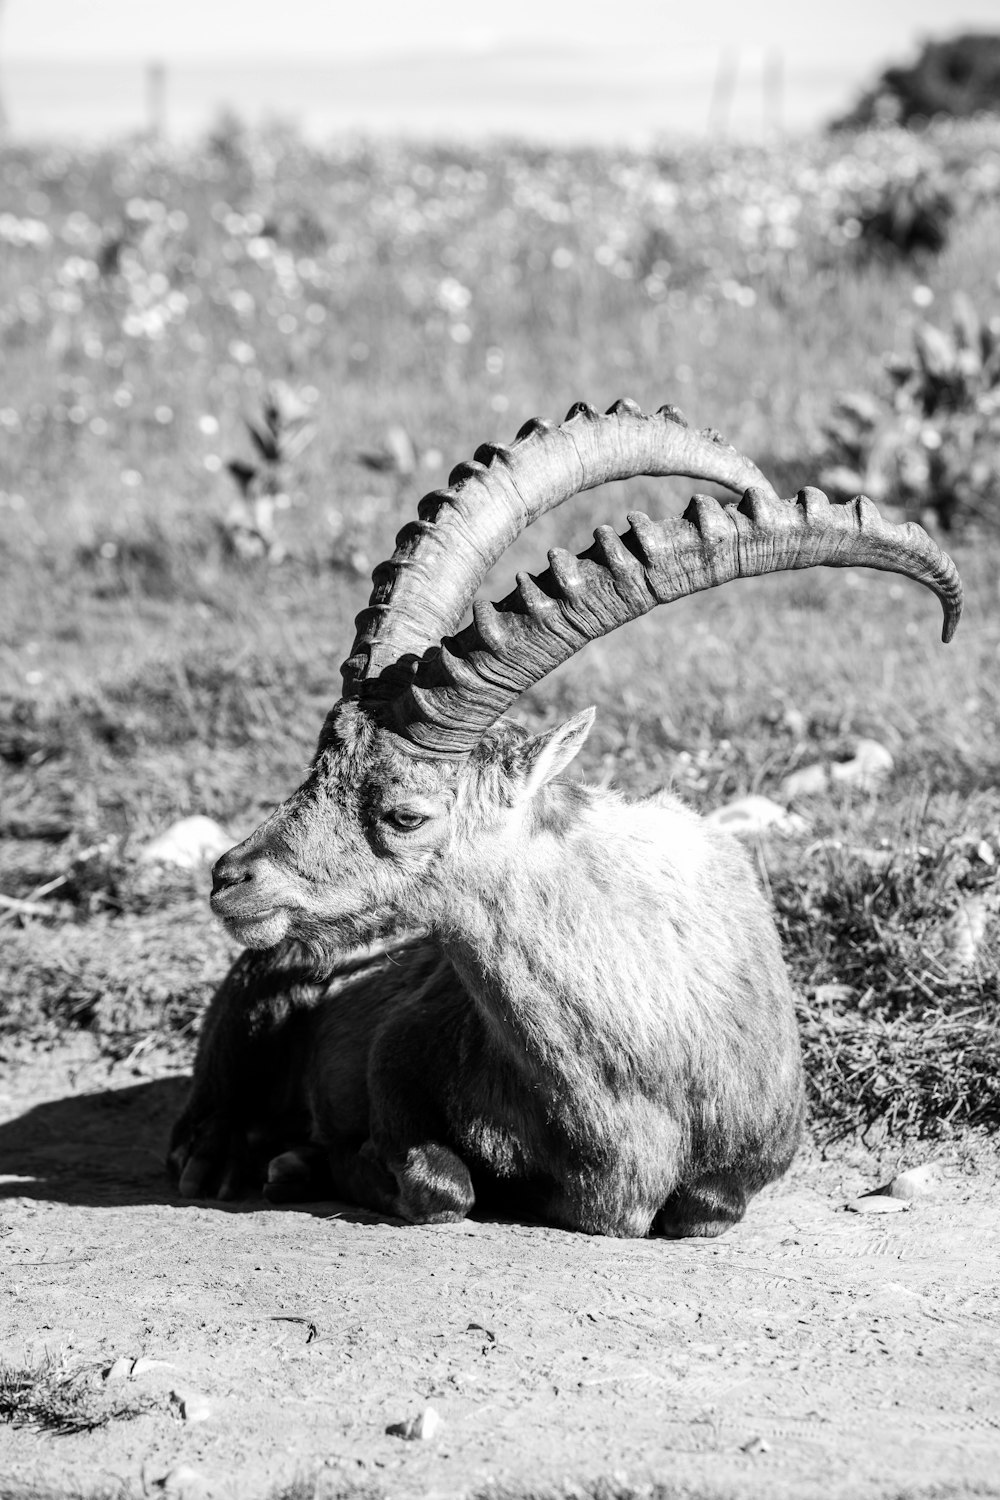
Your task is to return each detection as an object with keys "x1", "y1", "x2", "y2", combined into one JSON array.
[{"x1": 171, "y1": 711, "x2": 804, "y2": 1238}]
